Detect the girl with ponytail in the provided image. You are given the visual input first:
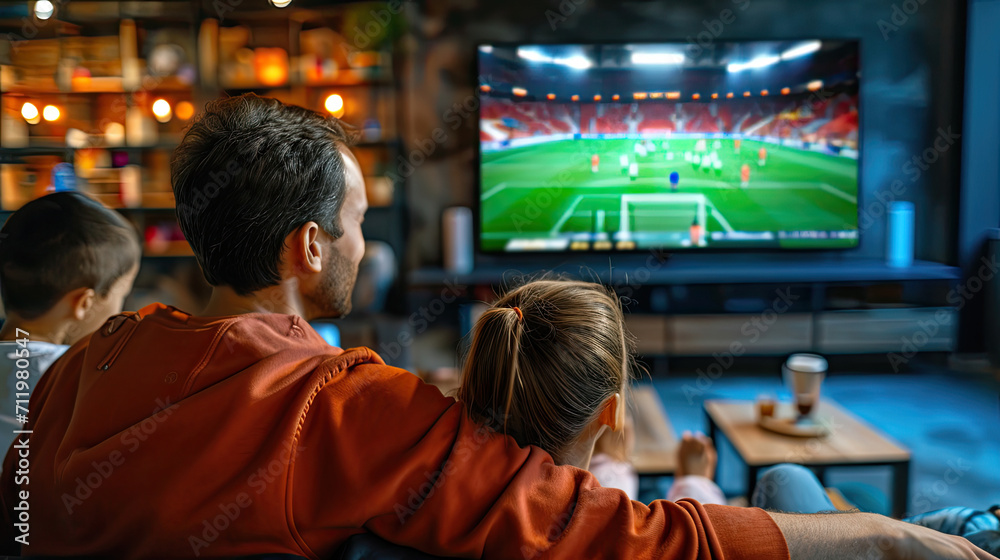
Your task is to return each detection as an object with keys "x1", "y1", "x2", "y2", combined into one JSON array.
[
  {"x1": 457, "y1": 278, "x2": 726, "y2": 506},
  {"x1": 457, "y1": 279, "x2": 631, "y2": 469}
]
